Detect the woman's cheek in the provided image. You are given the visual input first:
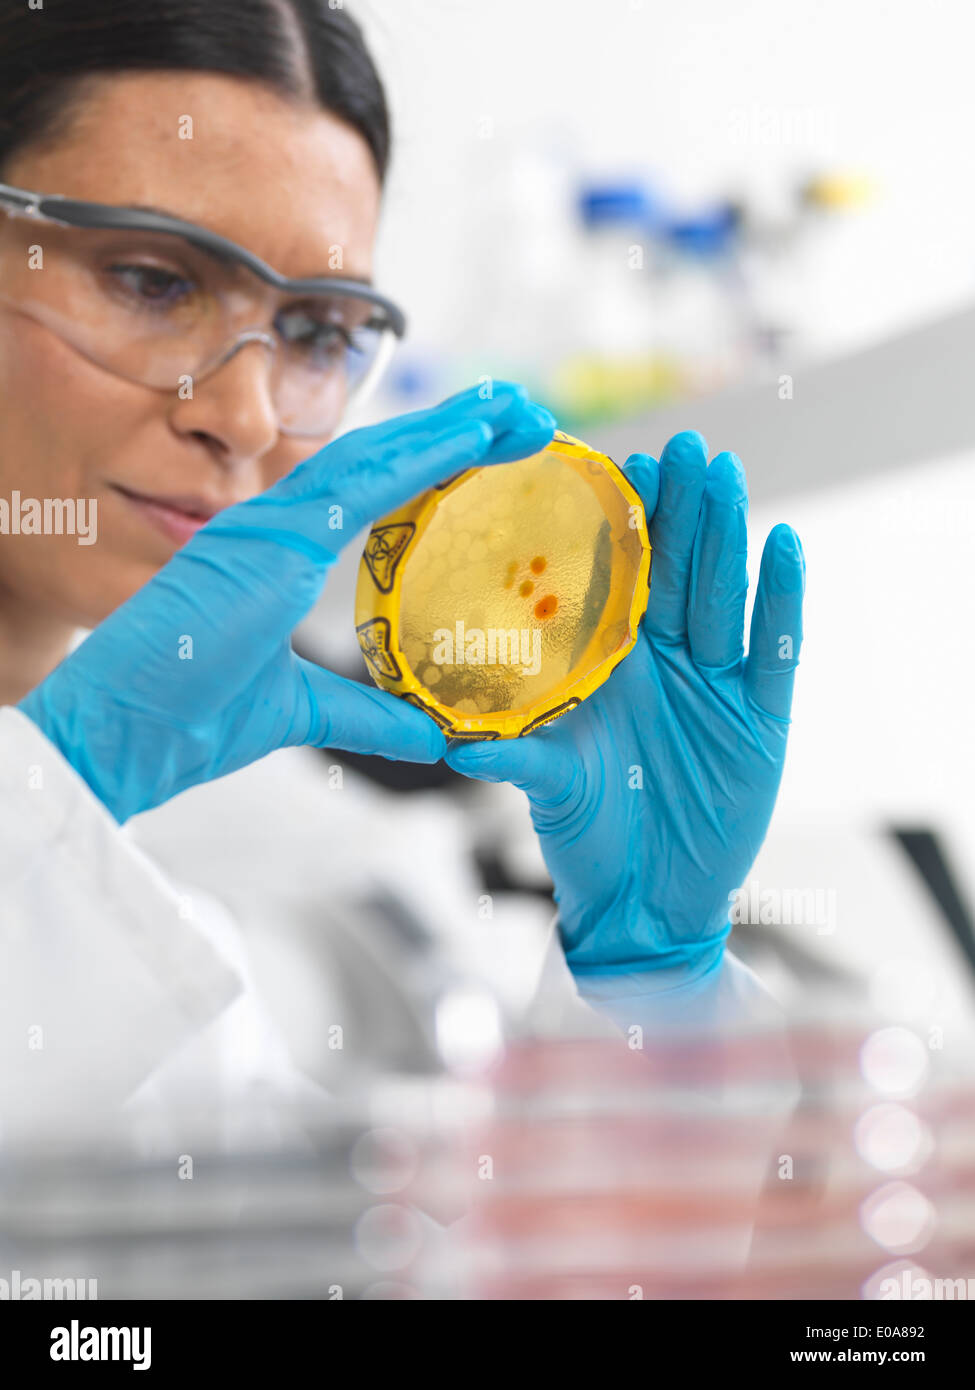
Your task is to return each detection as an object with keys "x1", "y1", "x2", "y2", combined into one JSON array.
[
  {"x1": 0, "y1": 317, "x2": 161, "y2": 623},
  {"x1": 0, "y1": 315, "x2": 118, "y2": 496},
  {"x1": 260, "y1": 436, "x2": 330, "y2": 491}
]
